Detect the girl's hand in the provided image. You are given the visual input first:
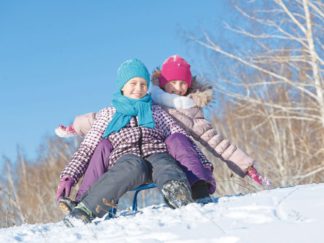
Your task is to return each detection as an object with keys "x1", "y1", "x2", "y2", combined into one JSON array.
[
  {"x1": 247, "y1": 166, "x2": 271, "y2": 187},
  {"x1": 56, "y1": 176, "x2": 74, "y2": 202}
]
